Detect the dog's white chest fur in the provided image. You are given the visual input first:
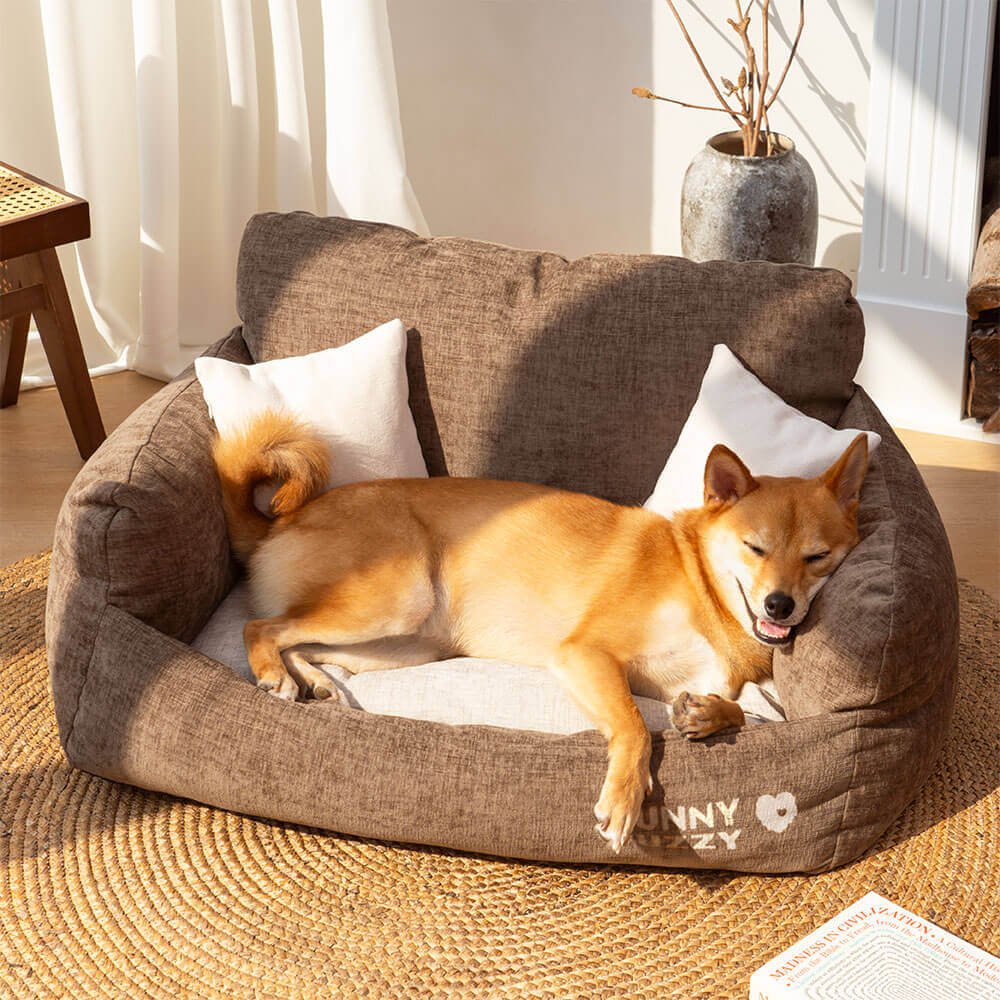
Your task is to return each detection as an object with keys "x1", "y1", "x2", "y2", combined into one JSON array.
[{"x1": 626, "y1": 599, "x2": 734, "y2": 702}]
